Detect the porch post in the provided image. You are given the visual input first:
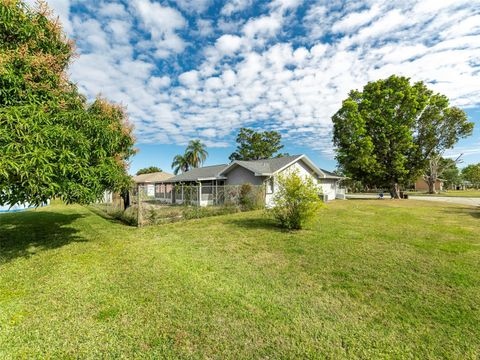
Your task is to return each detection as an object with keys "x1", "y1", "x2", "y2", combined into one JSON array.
[{"x1": 198, "y1": 182, "x2": 201, "y2": 206}]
